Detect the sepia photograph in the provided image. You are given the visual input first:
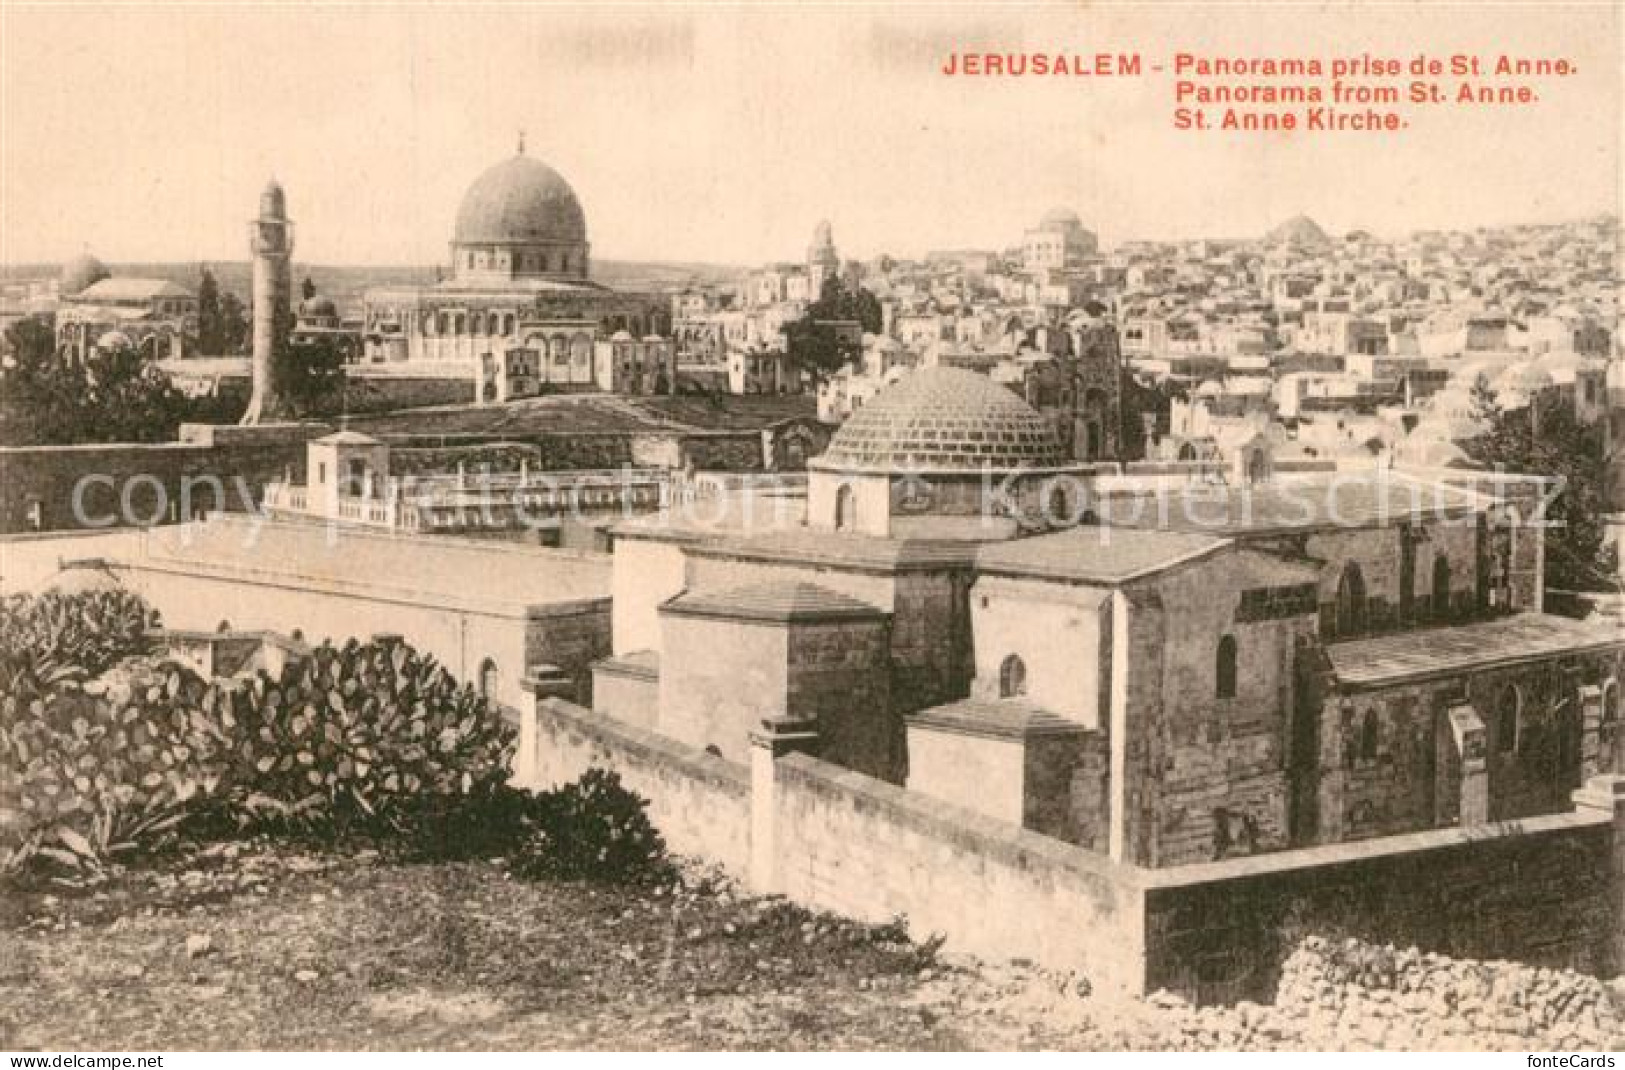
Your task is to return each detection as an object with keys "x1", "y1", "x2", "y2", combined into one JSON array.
[{"x1": 0, "y1": 0, "x2": 1622, "y2": 1056}]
